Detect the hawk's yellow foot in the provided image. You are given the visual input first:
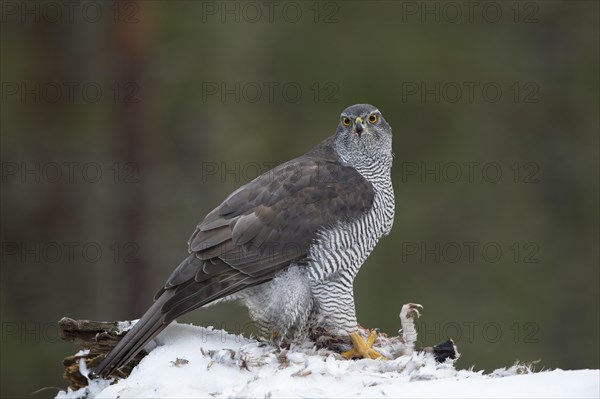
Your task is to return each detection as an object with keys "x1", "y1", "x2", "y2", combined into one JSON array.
[{"x1": 342, "y1": 331, "x2": 387, "y2": 360}]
